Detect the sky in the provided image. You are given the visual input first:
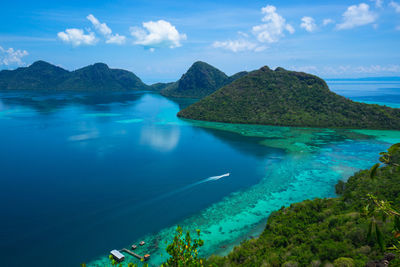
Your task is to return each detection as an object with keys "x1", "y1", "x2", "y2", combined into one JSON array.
[{"x1": 0, "y1": 0, "x2": 400, "y2": 83}]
